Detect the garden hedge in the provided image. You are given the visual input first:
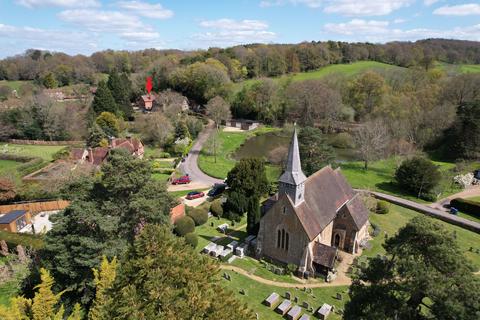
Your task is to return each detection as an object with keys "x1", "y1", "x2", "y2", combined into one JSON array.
[
  {"x1": 450, "y1": 198, "x2": 480, "y2": 217},
  {"x1": 174, "y1": 216, "x2": 195, "y2": 236},
  {"x1": 376, "y1": 200, "x2": 390, "y2": 214},
  {"x1": 210, "y1": 199, "x2": 223, "y2": 217},
  {"x1": 184, "y1": 232, "x2": 198, "y2": 248},
  {"x1": 188, "y1": 208, "x2": 208, "y2": 226}
]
